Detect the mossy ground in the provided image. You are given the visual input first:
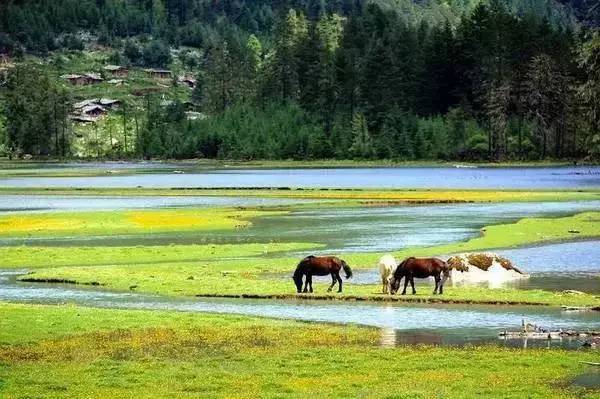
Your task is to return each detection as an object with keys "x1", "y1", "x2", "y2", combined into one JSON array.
[{"x1": 0, "y1": 302, "x2": 598, "y2": 399}]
